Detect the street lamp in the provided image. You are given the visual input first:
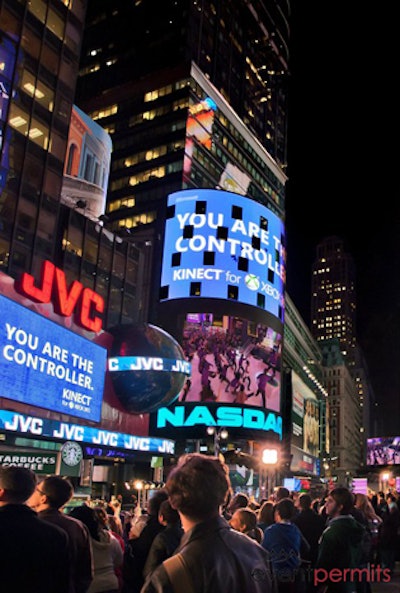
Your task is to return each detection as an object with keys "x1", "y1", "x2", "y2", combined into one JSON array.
[
  {"x1": 260, "y1": 447, "x2": 278, "y2": 500},
  {"x1": 133, "y1": 479, "x2": 143, "y2": 510},
  {"x1": 207, "y1": 427, "x2": 228, "y2": 457}
]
